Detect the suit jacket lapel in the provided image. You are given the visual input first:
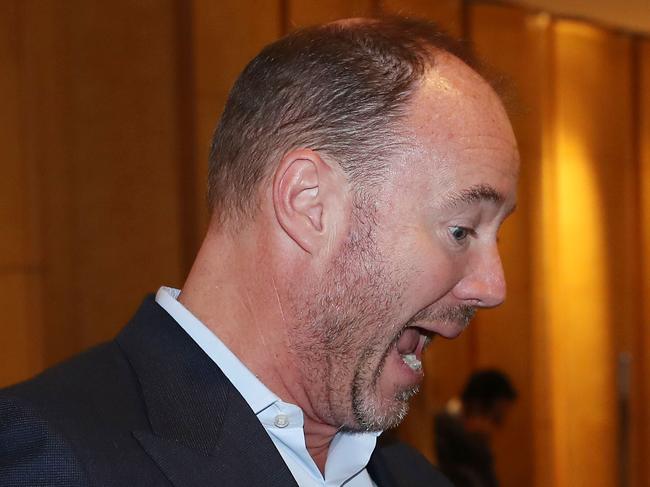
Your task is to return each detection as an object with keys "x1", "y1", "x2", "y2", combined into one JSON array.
[
  {"x1": 117, "y1": 296, "x2": 298, "y2": 487},
  {"x1": 367, "y1": 447, "x2": 398, "y2": 487}
]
